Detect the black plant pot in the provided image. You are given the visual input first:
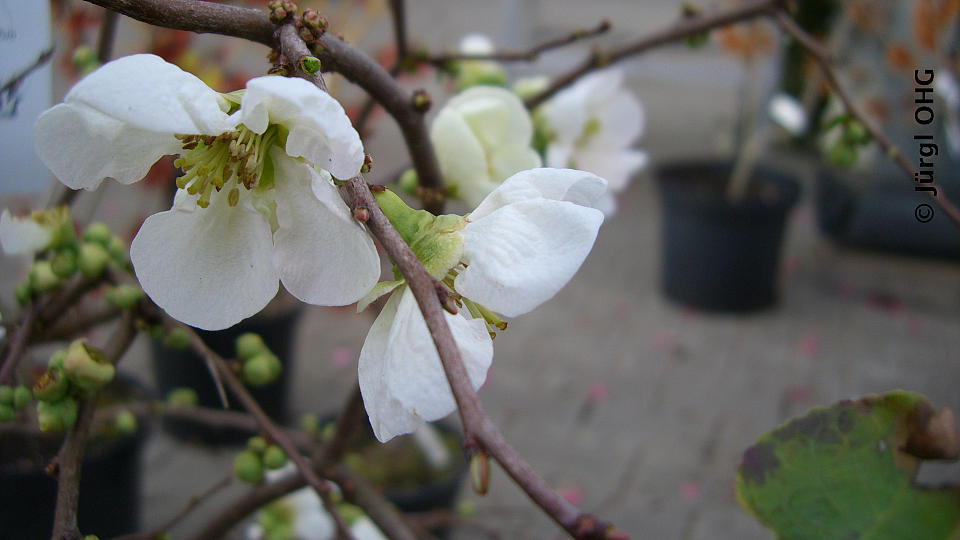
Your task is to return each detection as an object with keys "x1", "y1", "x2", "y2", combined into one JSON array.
[
  {"x1": 151, "y1": 307, "x2": 300, "y2": 445},
  {"x1": 815, "y1": 169, "x2": 960, "y2": 260},
  {"x1": 656, "y1": 160, "x2": 801, "y2": 312},
  {"x1": 0, "y1": 376, "x2": 150, "y2": 539}
]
